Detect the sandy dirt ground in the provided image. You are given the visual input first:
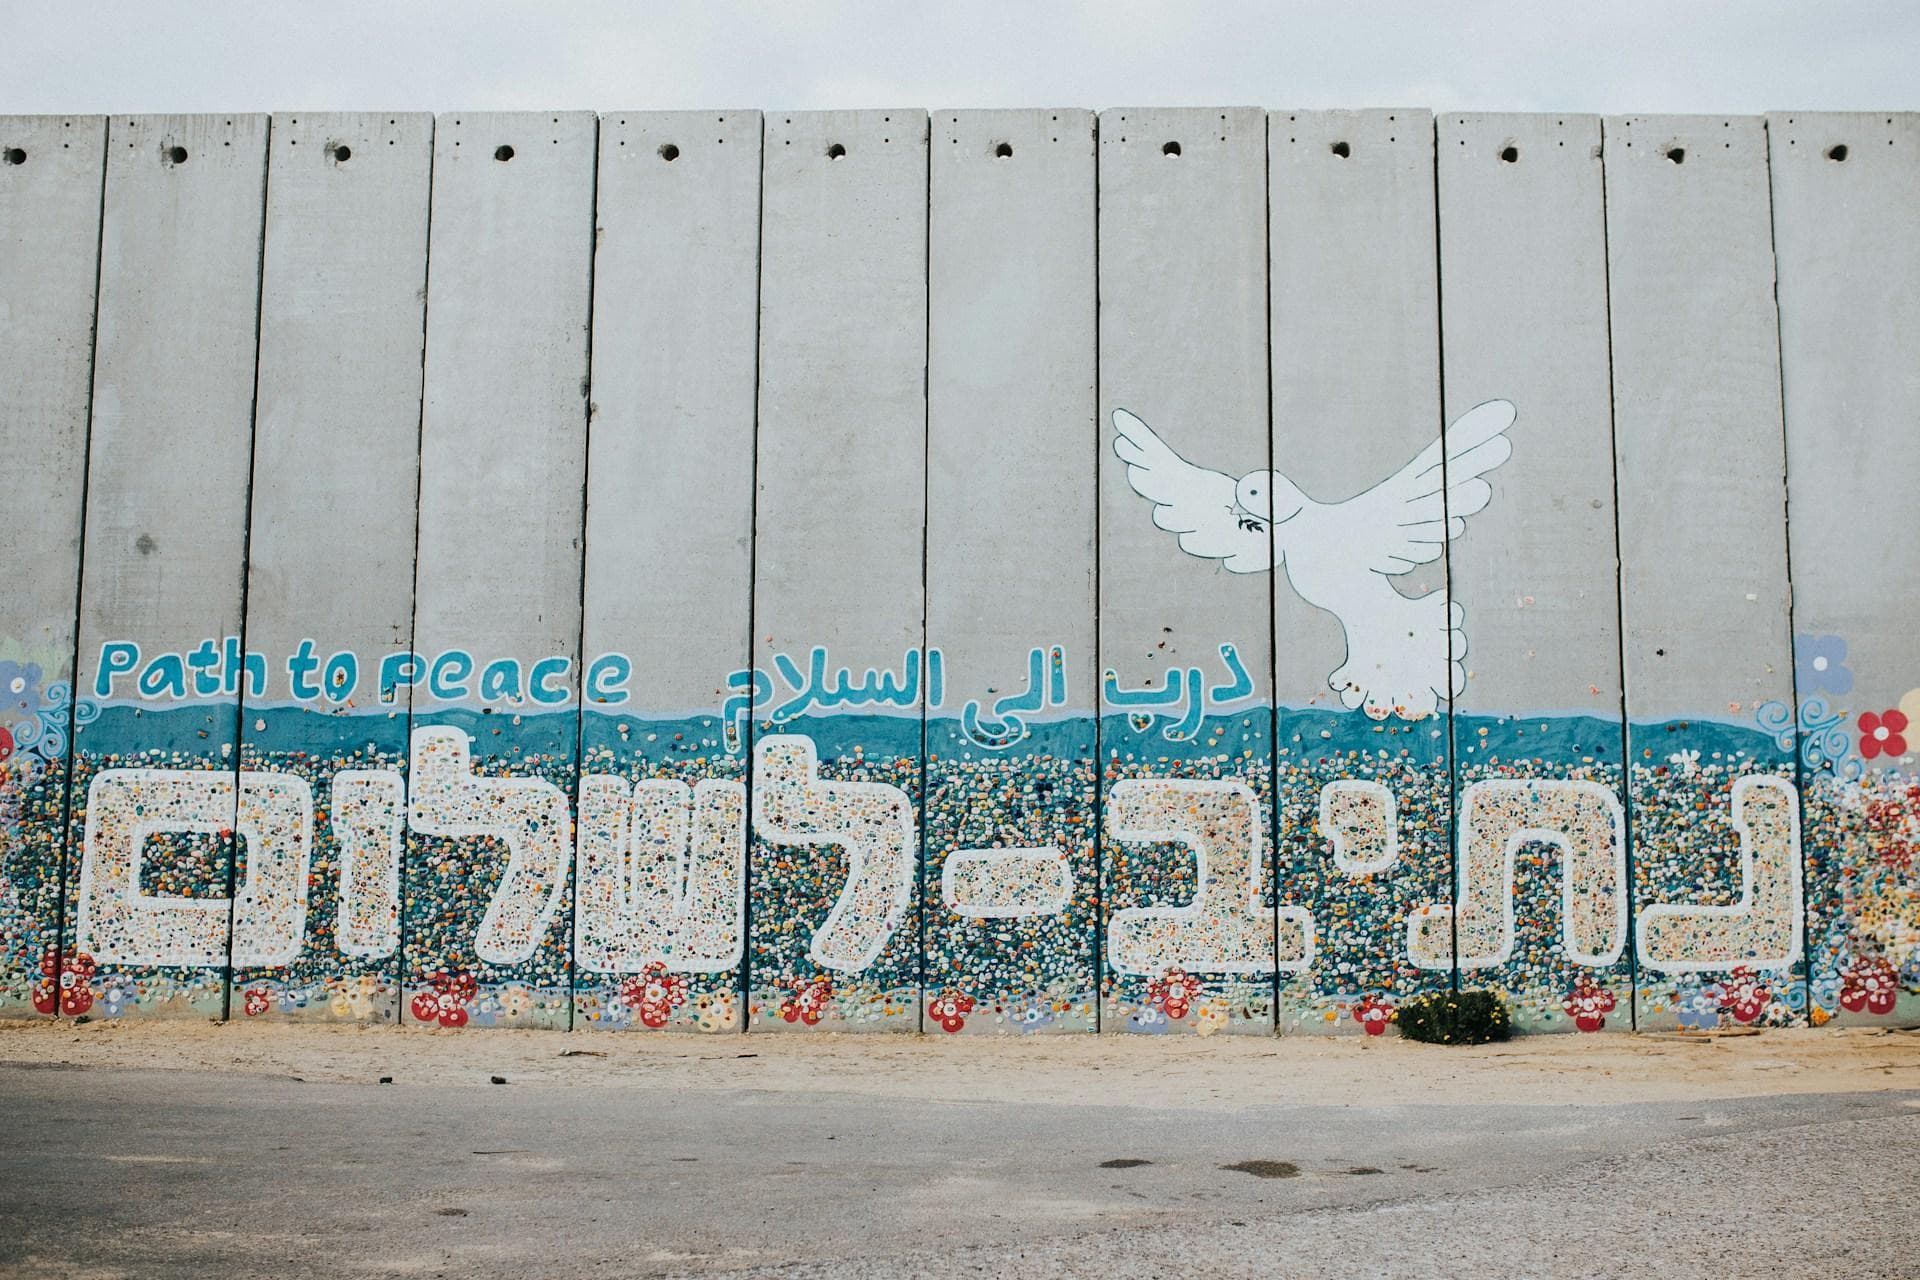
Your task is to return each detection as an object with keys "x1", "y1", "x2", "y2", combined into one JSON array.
[{"x1": 2, "y1": 1018, "x2": 1915, "y2": 1106}]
